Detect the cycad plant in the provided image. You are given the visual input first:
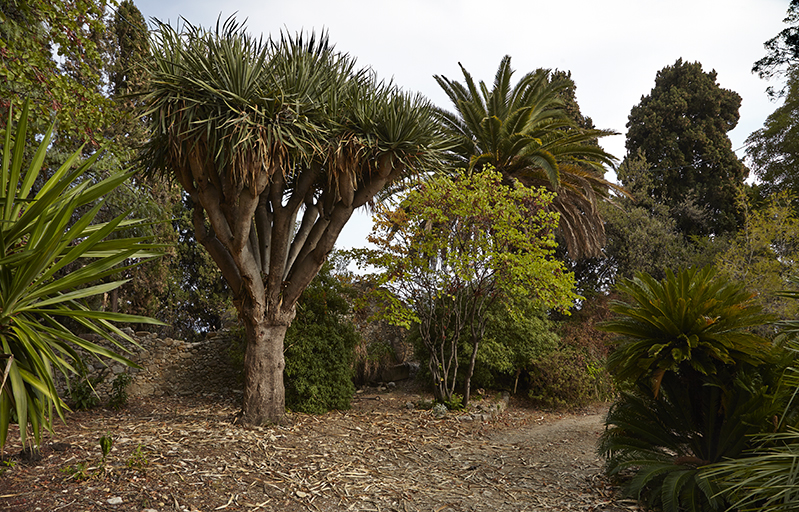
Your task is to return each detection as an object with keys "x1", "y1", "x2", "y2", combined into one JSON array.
[
  {"x1": 598, "y1": 267, "x2": 783, "y2": 512},
  {"x1": 0, "y1": 102, "x2": 163, "y2": 450},
  {"x1": 703, "y1": 286, "x2": 799, "y2": 512}
]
